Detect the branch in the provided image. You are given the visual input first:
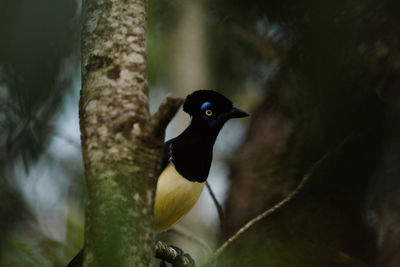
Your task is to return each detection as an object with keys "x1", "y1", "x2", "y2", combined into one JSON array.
[
  {"x1": 204, "y1": 134, "x2": 354, "y2": 266},
  {"x1": 155, "y1": 241, "x2": 195, "y2": 267},
  {"x1": 204, "y1": 156, "x2": 325, "y2": 265},
  {"x1": 150, "y1": 95, "x2": 184, "y2": 137},
  {"x1": 205, "y1": 181, "x2": 225, "y2": 232}
]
